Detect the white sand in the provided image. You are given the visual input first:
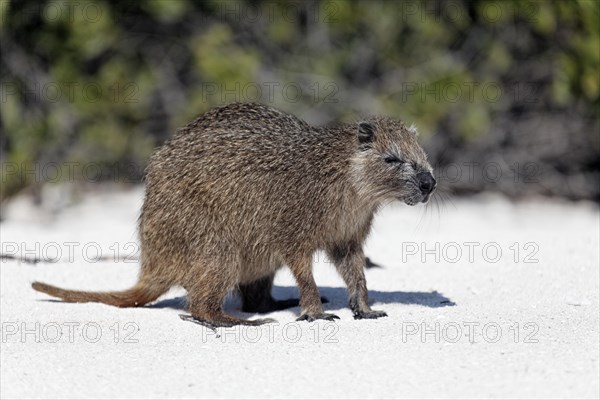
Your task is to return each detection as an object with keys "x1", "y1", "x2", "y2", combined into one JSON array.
[{"x1": 1, "y1": 187, "x2": 598, "y2": 399}]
